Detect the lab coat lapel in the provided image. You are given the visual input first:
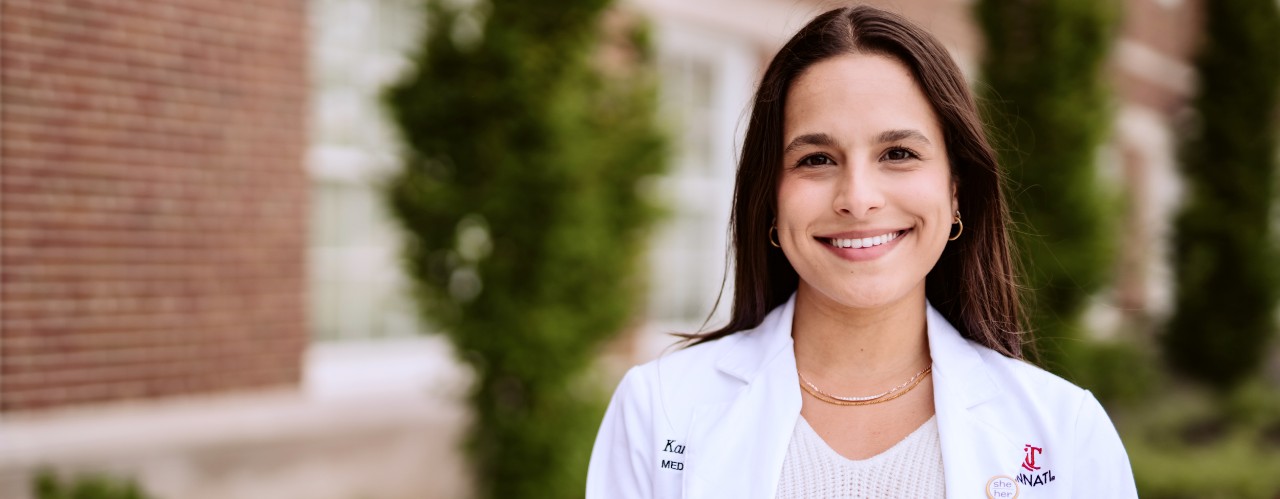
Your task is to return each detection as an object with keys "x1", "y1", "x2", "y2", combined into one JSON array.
[
  {"x1": 927, "y1": 304, "x2": 1026, "y2": 496},
  {"x1": 685, "y1": 296, "x2": 801, "y2": 499}
]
